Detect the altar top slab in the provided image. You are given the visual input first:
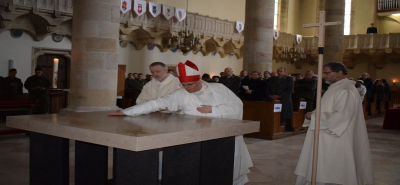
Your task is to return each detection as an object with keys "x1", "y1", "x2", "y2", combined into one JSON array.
[{"x1": 7, "y1": 111, "x2": 259, "y2": 151}]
